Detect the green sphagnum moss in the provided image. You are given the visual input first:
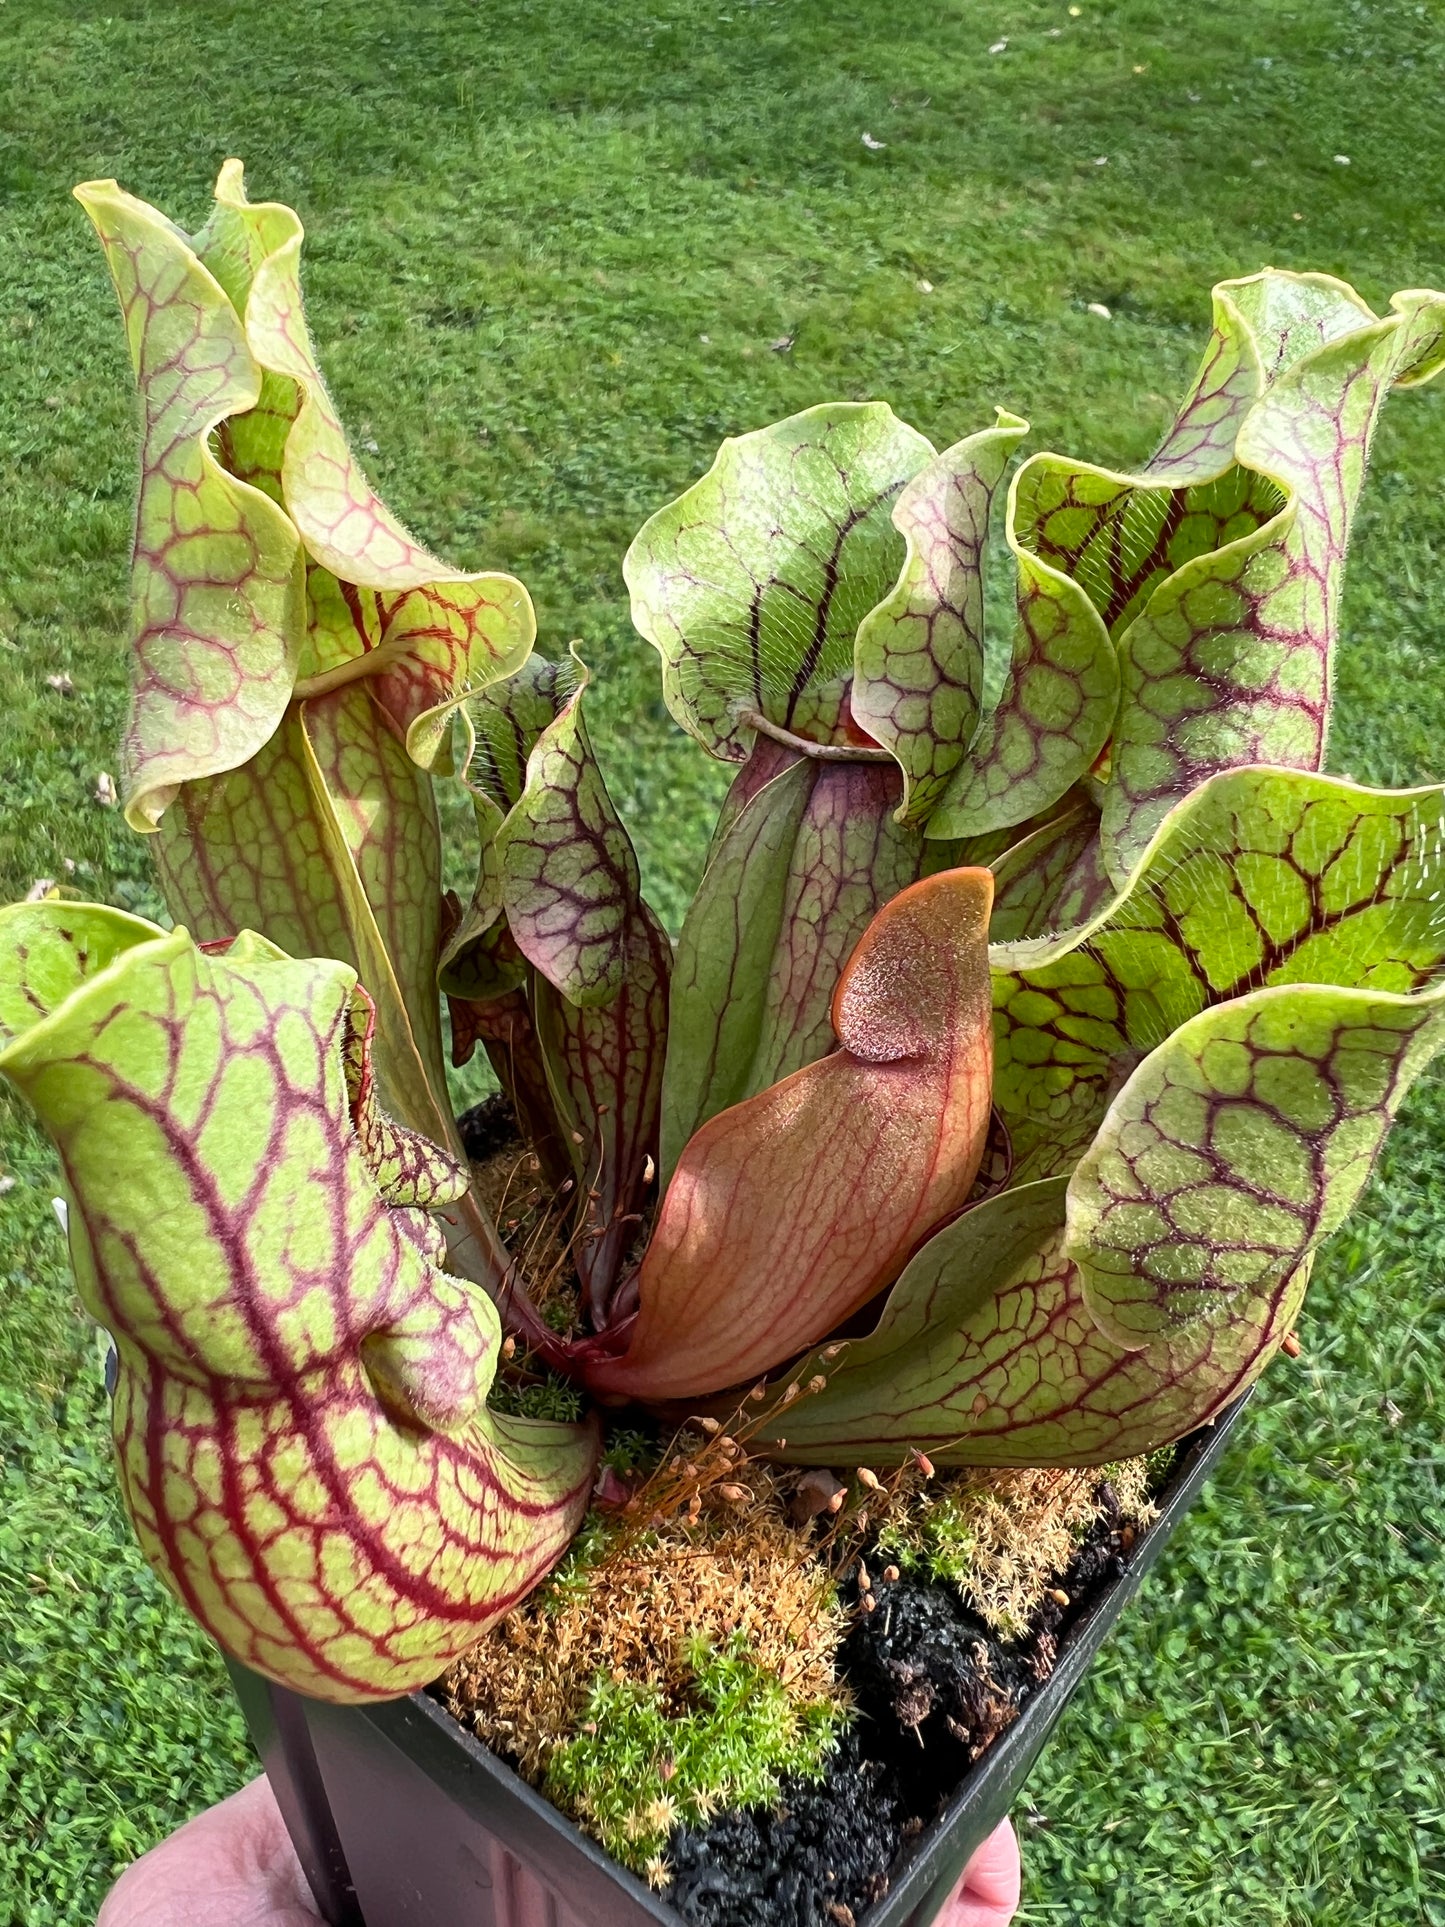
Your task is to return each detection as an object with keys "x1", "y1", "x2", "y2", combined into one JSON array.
[
  {"x1": 544, "y1": 1635, "x2": 844, "y2": 1877},
  {"x1": 5, "y1": 0, "x2": 1445, "y2": 1919}
]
